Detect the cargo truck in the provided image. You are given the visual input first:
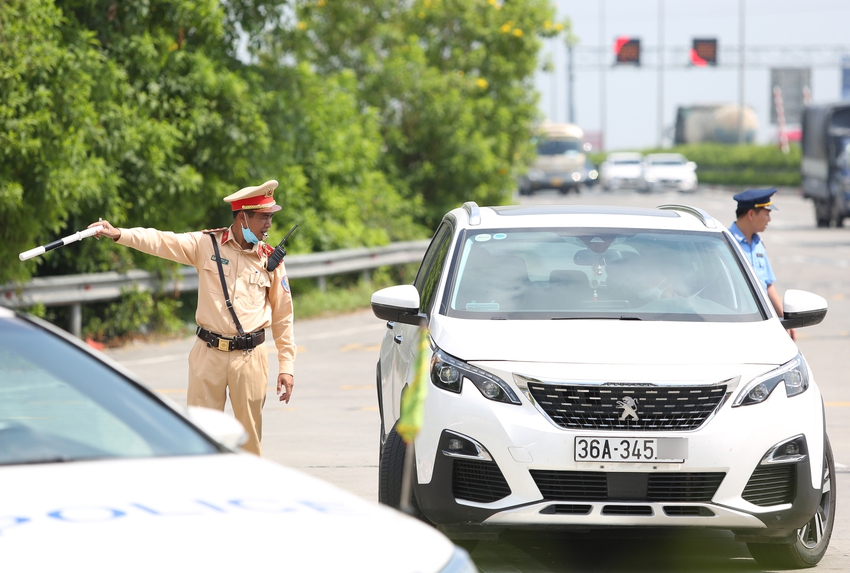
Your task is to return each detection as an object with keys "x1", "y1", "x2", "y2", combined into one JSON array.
[{"x1": 801, "y1": 102, "x2": 850, "y2": 227}]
